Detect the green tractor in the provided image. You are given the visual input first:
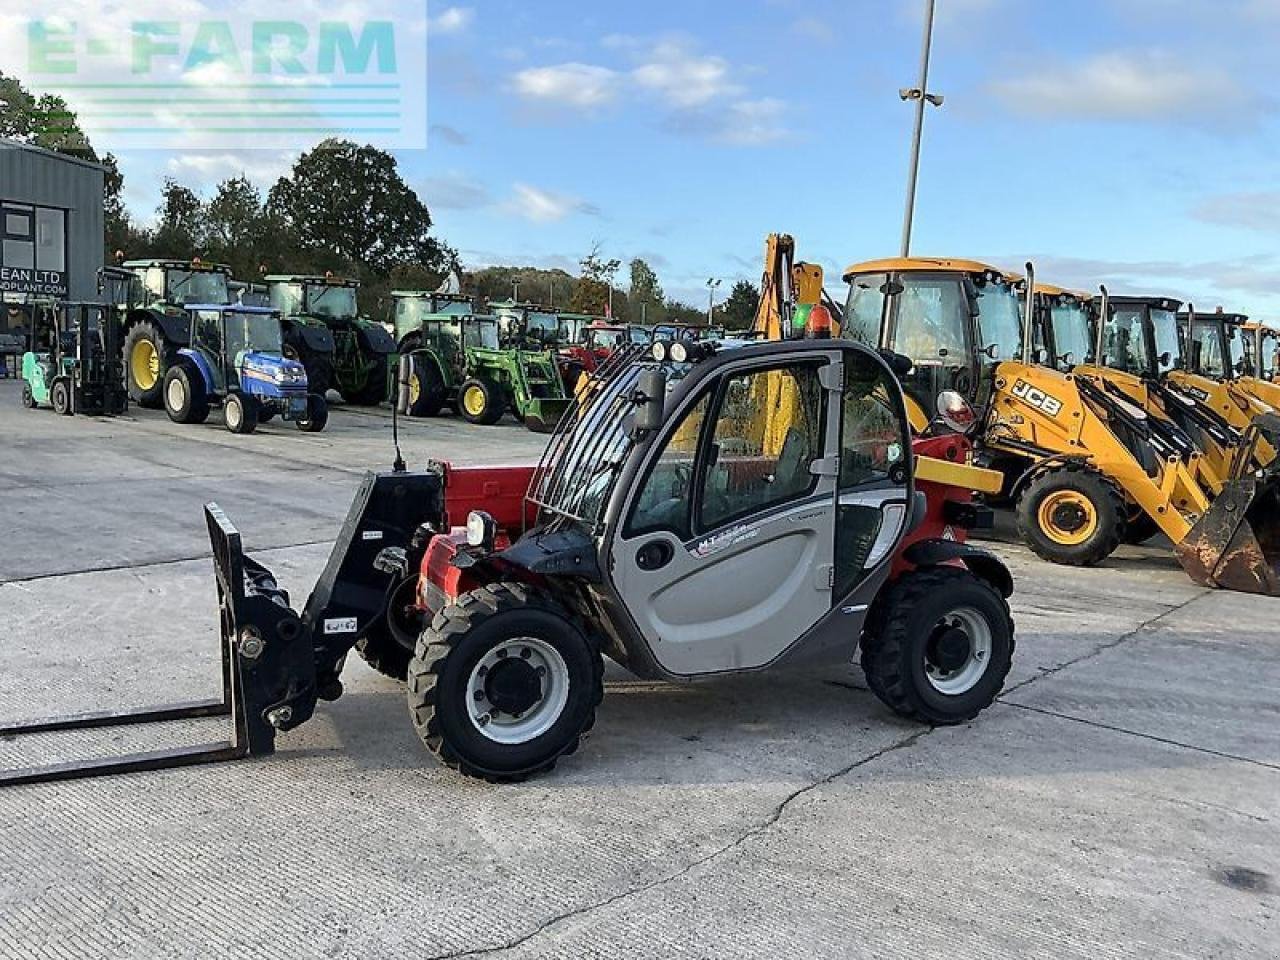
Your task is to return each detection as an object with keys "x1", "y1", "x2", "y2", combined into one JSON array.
[
  {"x1": 20, "y1": 300, "x2": 128, "y2": 416},
  {"x1": 111, "y1": 258, "x2": 238, "y2": 408},
  {"x1": 264, "y1": 274, "x2": 395, "y2": 404},
  {"x1": 390, "y1": 290, "x2": 571, "y2": 432}
]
